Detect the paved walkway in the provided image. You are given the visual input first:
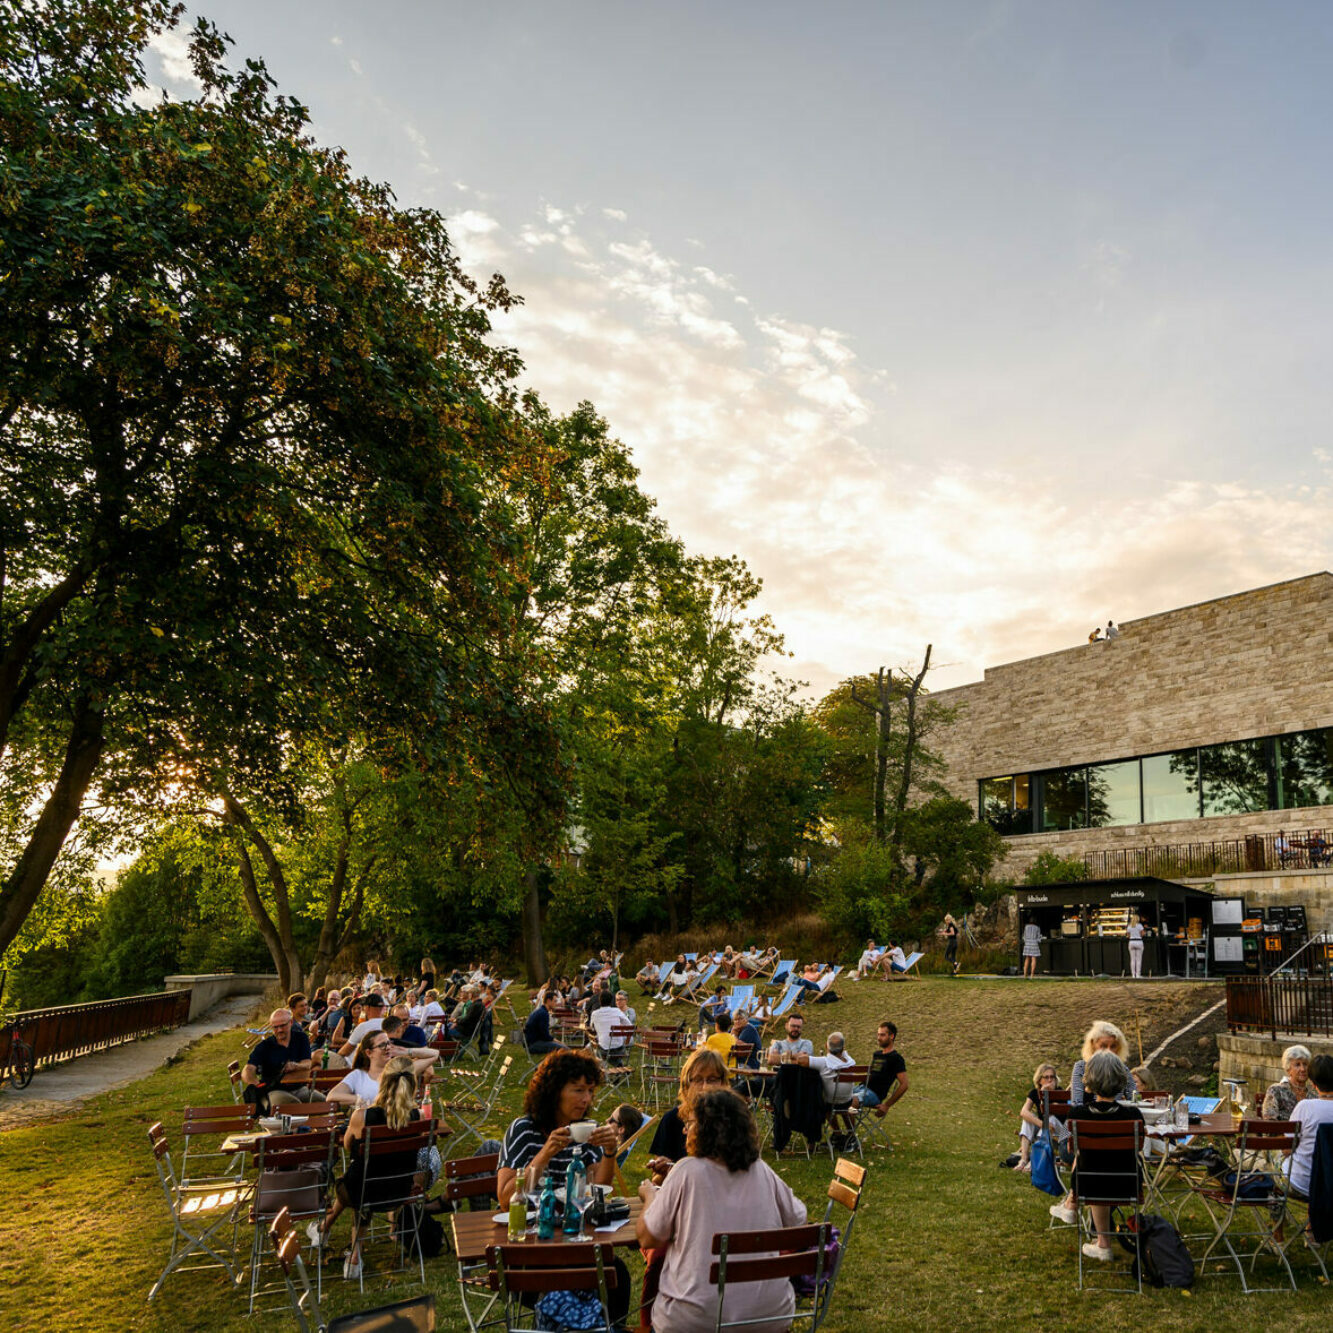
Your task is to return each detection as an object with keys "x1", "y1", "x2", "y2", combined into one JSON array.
[{"x1": 0, "y1": 992, "x2": 260, "y2": 1130}]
